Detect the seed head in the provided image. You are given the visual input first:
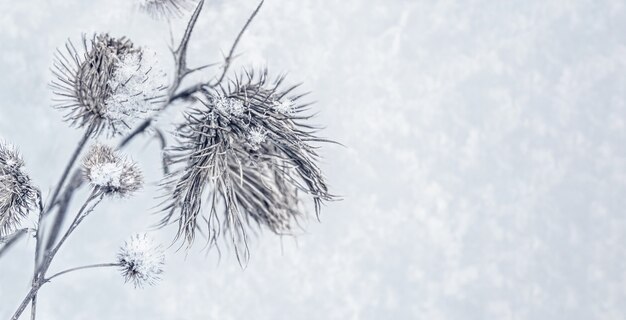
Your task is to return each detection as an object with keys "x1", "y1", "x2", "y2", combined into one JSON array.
[
  {"x1": 51, "y1": 33, "x2": 167, "y2": 137},
  {"x1": 160, "y1": 69, "x2": 336, "y2": 262},
  {"x1": 0, "y1": 141, "x2": 38, "y2": 236},
  {"x1": 82, "y1": 144, "x2": 143, "y2": 196},
  {"x1": 138, "y1": 0, "x2": 196, "y2": 19},
  {"x1": 117, "y1": 233, "x2": 165, "y2": 288}
]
